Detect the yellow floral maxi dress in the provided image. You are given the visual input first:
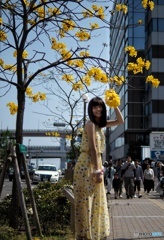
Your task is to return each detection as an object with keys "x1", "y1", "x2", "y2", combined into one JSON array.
[{"x1": 73, "y1": 125, "x2": 110, "y2": 240}]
